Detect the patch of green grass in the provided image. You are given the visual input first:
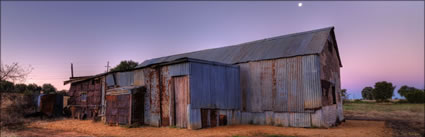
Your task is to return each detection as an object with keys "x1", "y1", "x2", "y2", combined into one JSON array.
[{"x1": 169, "y1": 125, "x2": 177, "y2": 128}]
